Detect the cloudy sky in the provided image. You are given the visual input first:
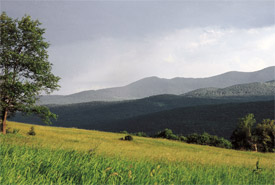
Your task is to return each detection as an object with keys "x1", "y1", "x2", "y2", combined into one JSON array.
[{"x1": 1, "y1": 0, "x2": 275, "y2": 95}]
